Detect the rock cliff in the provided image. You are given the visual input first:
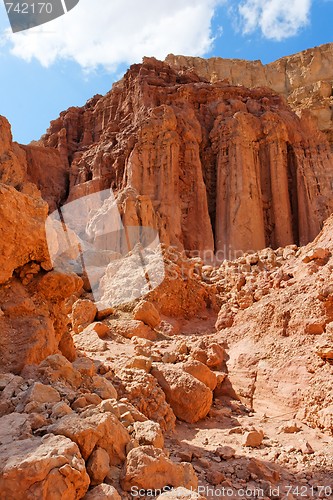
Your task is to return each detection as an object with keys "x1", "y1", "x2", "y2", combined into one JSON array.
[
  {"x1": 35, "y1": 55, "x2": 333, "y2": 259},
  {"x1": 0, "y1": 117, "x2": 81, "y2": 373},
  {"x1": 166, "y1": 42, "x2": 333, "y2": 148}
]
